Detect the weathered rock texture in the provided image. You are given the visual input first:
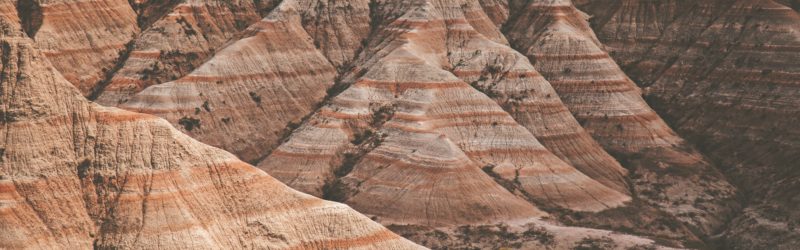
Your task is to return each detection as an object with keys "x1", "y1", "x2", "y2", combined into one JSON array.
[
  {"x1": 20, "y1": 0, "x2": 139, "y2": 96},
  {"x1": 254, "y1": 1, "x2": 675, "y2": 248},
  {"x1": 116, "y1": 0, "x2": 736, "y2": 248},
  {"x1": 95, "y1": 0, "x2": 281, "y2": 105},
  {"x1": 256, "y1": 0, "x2": 628, "y2": 225},
  {"x1": 576, "y1": 0, "x2": 800, "y2": 248},
  {"x1": 438, "y1": 0, "x2": 630, "y2": 194},
  {"x1": 0, "y1": 17, "x2": 421, "y2": 249},
  {"x1": 497, "y1": 0, "x2": 738, "y2": 245},
  {"x1": 117, "y1": 0, "x2": 378, "y2": 164},
  {"x1": 121, "y1": 2, "x2": 339, "y2": 163},
  {"x1": 4, "y1": 0, "x2": 798, "y2": 249}
]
